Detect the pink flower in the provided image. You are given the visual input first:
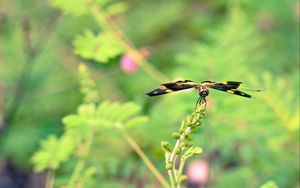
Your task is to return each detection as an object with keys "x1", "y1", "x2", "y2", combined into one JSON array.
[
  {"x1": 120, "y1": 47, "x2": 151, "y2": 73},
  {"x1": 120, "y1": 54, "x2": 138, "y2": 73},
  {"x1": 186, "y1": 160, "x2": 210, "y2": 185}
]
